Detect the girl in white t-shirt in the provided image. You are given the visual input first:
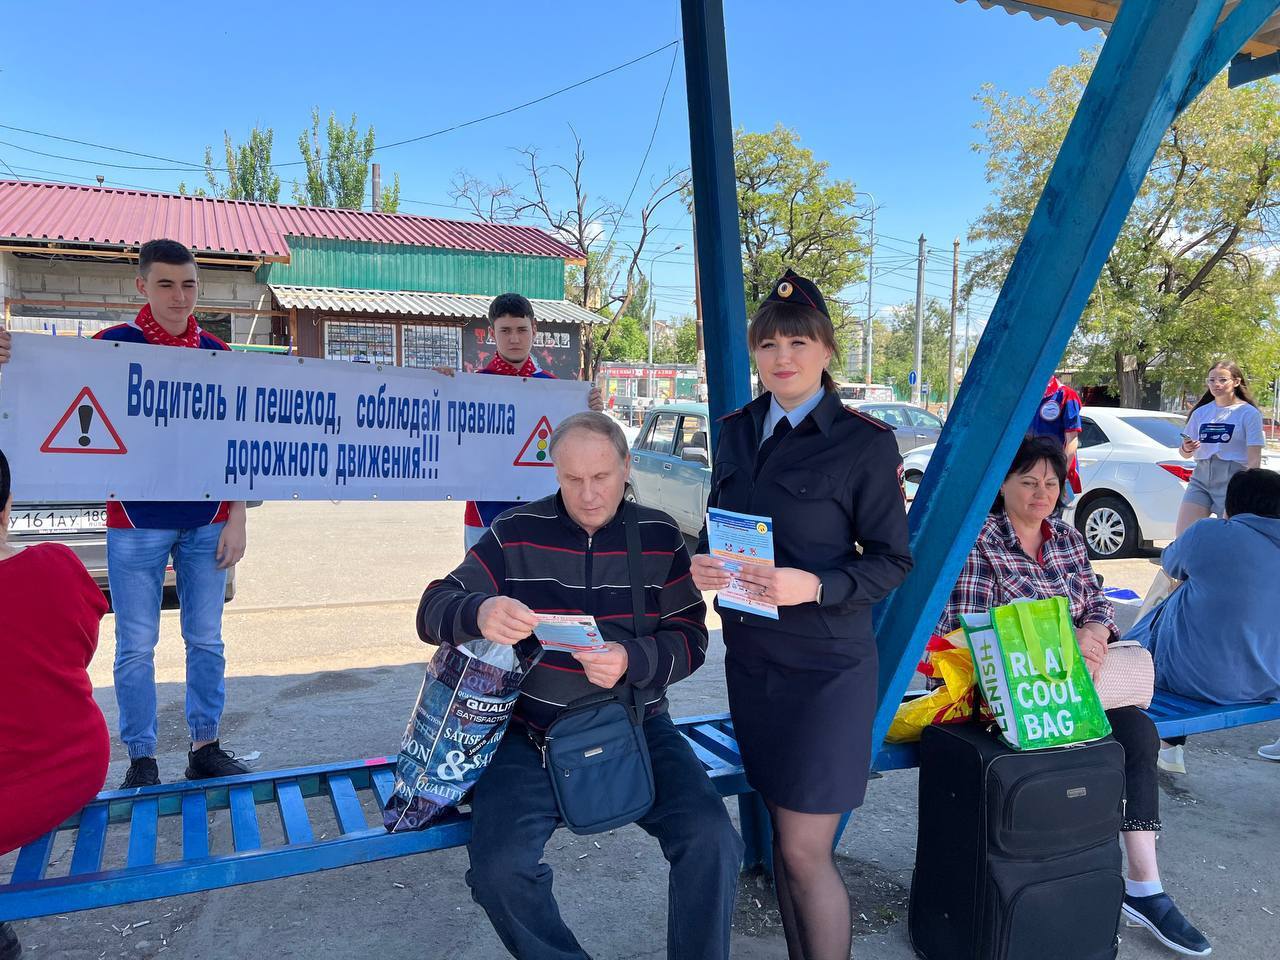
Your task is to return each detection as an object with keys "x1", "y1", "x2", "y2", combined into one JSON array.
[{"x1": 1176, "y1": 360, "x2": 1264, "y2": 534}]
